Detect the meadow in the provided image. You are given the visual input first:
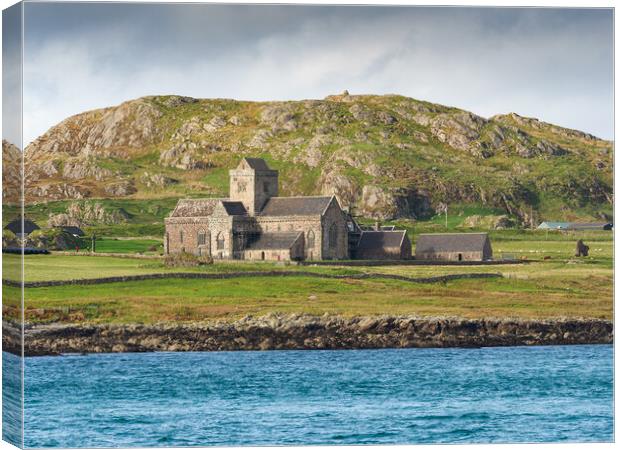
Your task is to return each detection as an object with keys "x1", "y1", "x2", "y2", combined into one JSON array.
[{"x1": 3, "y1": 231, "x2": 612, "y2": 325}]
